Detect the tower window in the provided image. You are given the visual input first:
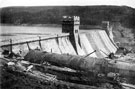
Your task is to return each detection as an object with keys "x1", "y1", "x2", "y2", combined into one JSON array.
[{"x1": 75, "y1": 30, "x2": 78, "y2": 33}]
